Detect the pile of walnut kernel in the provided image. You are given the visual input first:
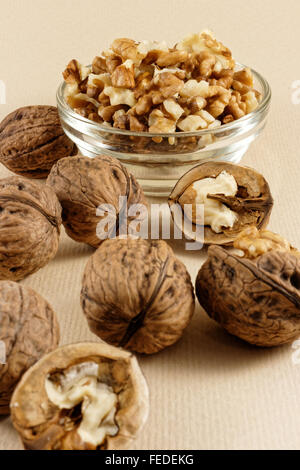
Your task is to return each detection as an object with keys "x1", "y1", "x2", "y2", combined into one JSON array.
[{"x1": 63, "y1": 31, "x2": 261, "y2": 142}]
